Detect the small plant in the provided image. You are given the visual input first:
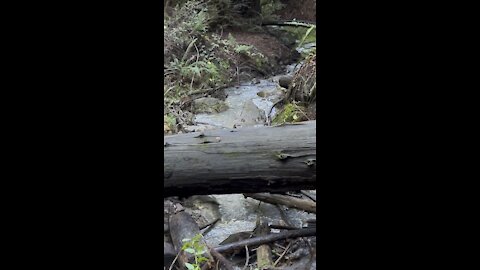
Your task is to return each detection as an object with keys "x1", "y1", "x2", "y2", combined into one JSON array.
[
  {"x1": 181, "y1": 234, "x2": 209, "y2": 270},
  {"x1": 234, "y1": 44, "x2": 253, "y2": 54}
]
